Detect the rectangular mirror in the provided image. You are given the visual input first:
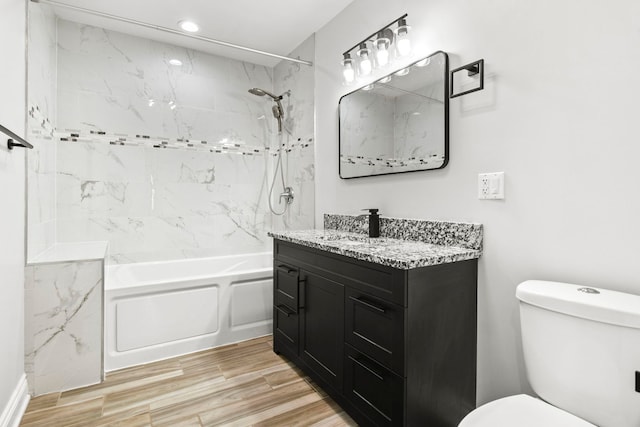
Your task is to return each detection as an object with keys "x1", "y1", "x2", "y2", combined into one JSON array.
[{"x1": 339, "y1": 51, "x2": 449, "y2": 179}]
